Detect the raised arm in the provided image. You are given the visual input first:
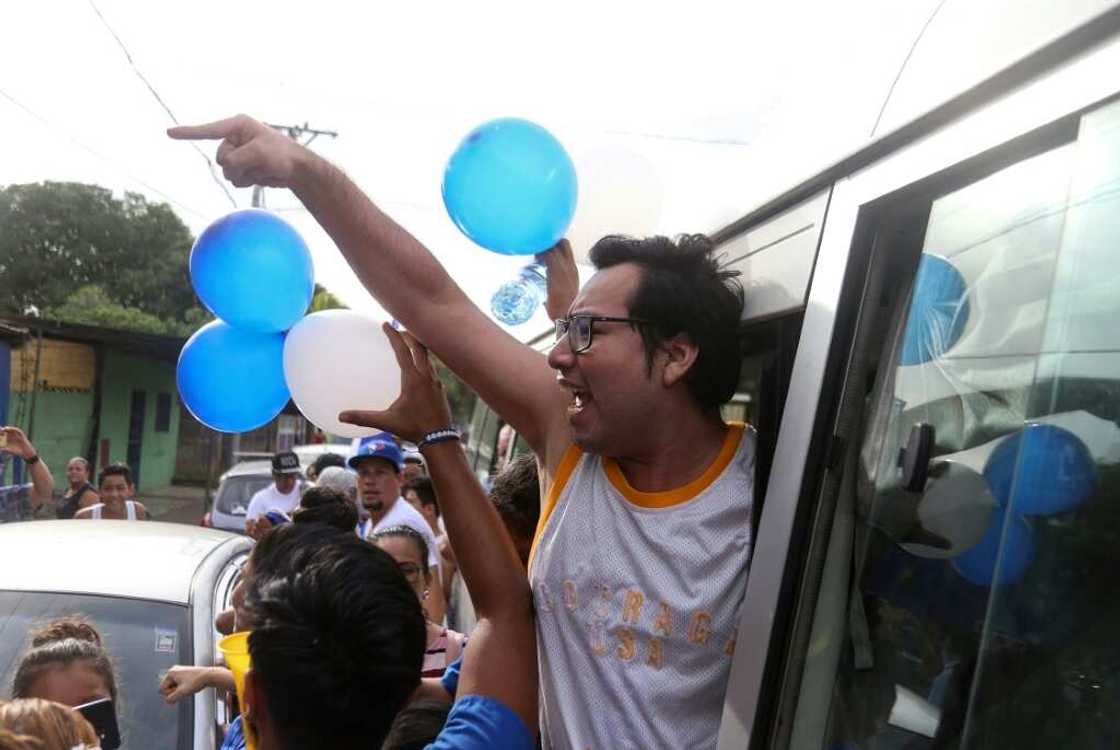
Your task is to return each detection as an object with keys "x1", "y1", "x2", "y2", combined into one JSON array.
[
  {"x1": 169, "y1": 116, "x2": 568, "y2": 467},
  {"x1": 340, "y1": 326, "x2": 537, "y2": 734},
  {"x1": 2, "y1": 427, "x2": 54, "y2": 513}
]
